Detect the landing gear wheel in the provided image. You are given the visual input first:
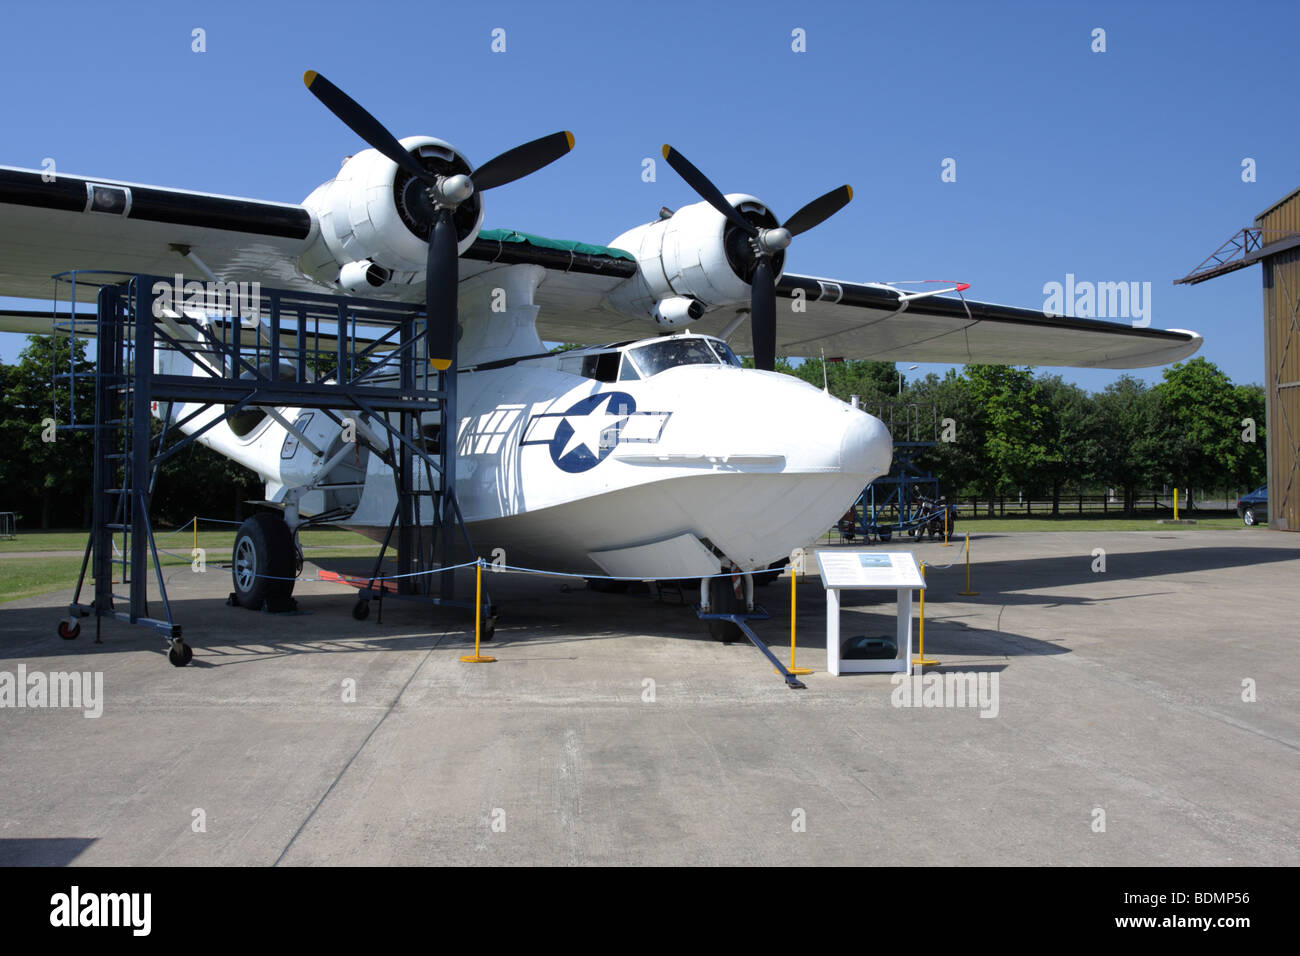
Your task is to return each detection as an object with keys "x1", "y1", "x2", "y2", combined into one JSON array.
[
  {"x1": 57, "y1": 619, "x2": 81, "y2": 640},
  {"x1": 1244, "y1": 507, "x2": 1258, "y2": 526},
  {"x1": 707, "y1": 575, "x2": 743, "y2": 644},
  {"x1": 231, "y1": 513, "x2": 296, "y2": 610},
  {"x1": 168, "y1": 640, "x2": 193, "y2": 667},
  {"x1": 352, "y1": 599, "x2": 370, "y2": 621}
]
